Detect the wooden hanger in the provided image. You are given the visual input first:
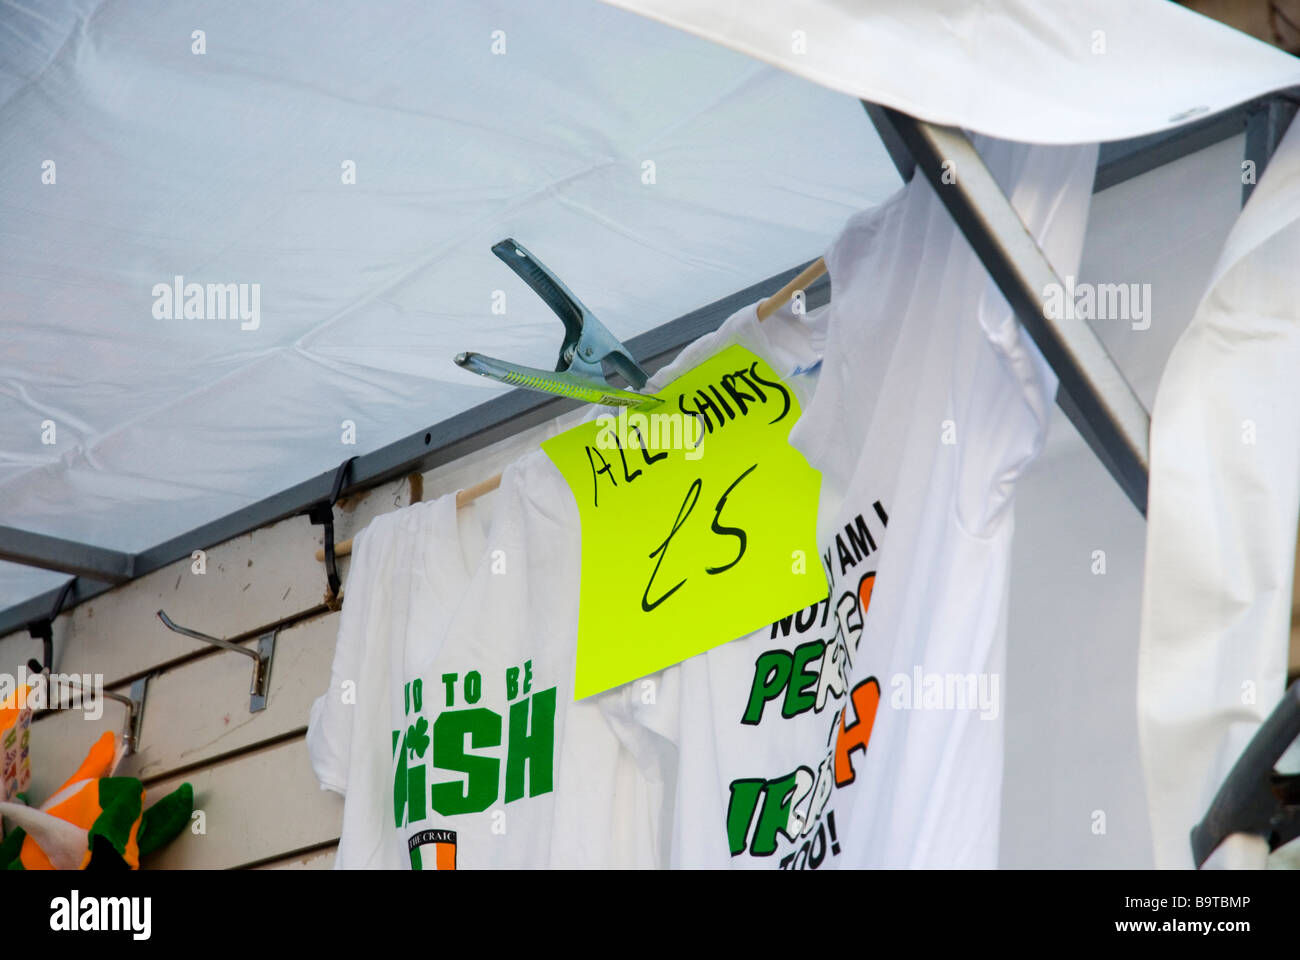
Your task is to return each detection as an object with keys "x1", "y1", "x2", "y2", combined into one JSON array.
[
  {"x1": 313, "y1": 473, "x2": 502, "y2": 563},
  {"x1": 756, "y1": 258, "x2": 826, "y2": 321}
]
